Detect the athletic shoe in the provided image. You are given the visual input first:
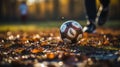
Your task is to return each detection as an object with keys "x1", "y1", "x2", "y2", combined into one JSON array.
[{"x1": 83, "y1": 22, "x2": 96, "y2": 33}]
